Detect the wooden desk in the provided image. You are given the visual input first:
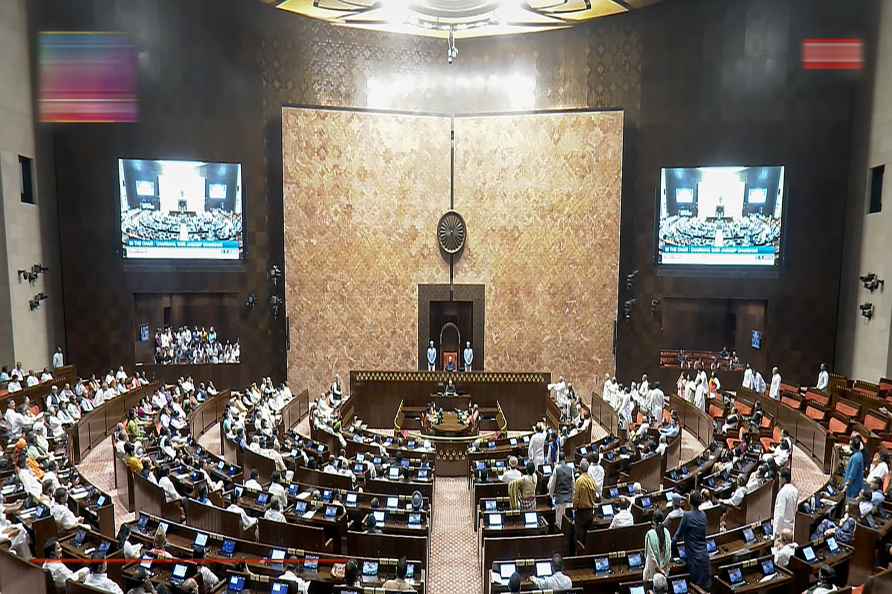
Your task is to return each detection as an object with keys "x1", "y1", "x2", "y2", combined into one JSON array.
[
  {"x1": 712, "y1": 555, "x2": 794, "y2": 594},
  {"x1": 349, "y1": 370, "x2": 549, "y2": 430}
]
